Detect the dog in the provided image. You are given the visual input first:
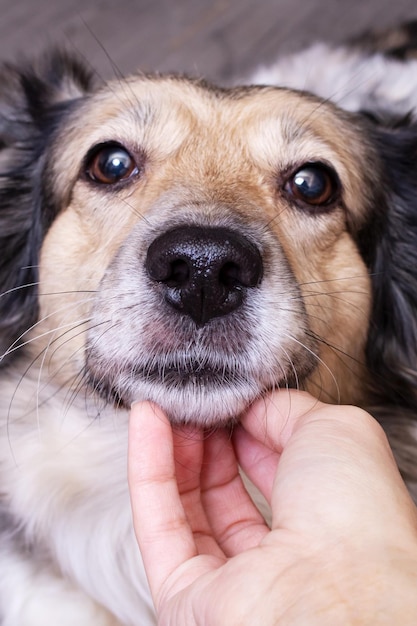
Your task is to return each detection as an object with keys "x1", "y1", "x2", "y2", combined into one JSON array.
[{"x1": 1, "y1": 21, "x2": 417, "y2": 625}]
